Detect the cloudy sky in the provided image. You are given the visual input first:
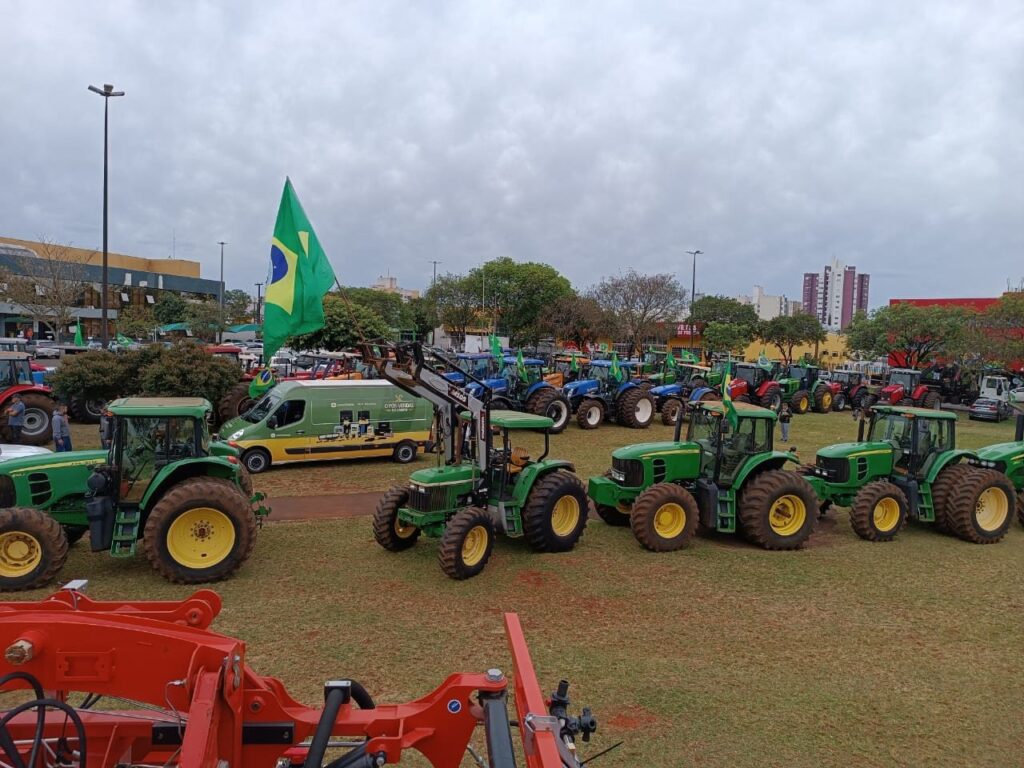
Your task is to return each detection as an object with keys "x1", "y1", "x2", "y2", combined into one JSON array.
[{"x1": 2, "y1": 1, "x2": 1021, "y2": 306}]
